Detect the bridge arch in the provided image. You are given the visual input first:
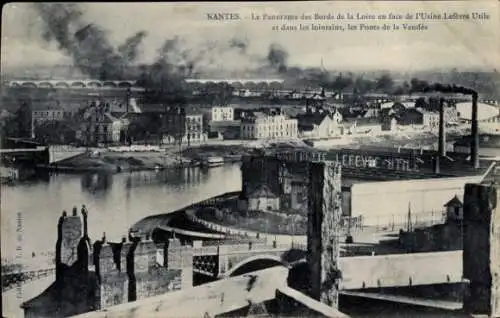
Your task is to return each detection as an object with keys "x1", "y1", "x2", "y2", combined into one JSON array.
[
  {"x1": 71, "y1": 81, "x2": 85, "y2": 88},
  {"x1": 269, "y1": 81, "x2": 282, "y2": 90},
  {"x1": 21, "y1": 82, "x2": 37, "y2": 88},
  {"x1": 223, "y1": 254, "x2": 286, "y2": 278},
  {"x1": 118, "y1": 81, "x2": 132, "y2": 88},
  {"x1": 103, "y1": 81, "x2": 117, "y2": 88},
  {"x1": 55, "y1": 82, "x2": 70, "y2": 88},
  {"x1": 38, "y1": 82, "x2": 53, "y2": 89},
  {"x1": 242, "y1": 82, "x2": 257, "y2": 90},
  {"x1": 256, "y1": 82, "x2": 269, "y2": 91},
  {"x1": 87, "y1": 81, "x2": 102, "y2": 88}
]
